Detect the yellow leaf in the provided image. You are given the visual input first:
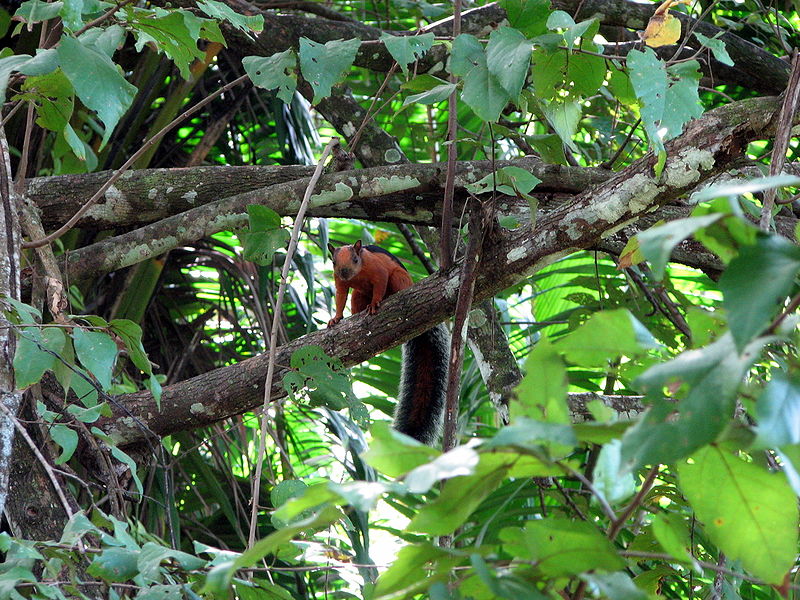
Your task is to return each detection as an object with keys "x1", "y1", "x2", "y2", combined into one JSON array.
[
  {"x1": 642, "y1": 12, "x2": 682, "y2": 47},
  {"x1": 373, "y1": 229, "x2": 391, "y2": 243}
]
